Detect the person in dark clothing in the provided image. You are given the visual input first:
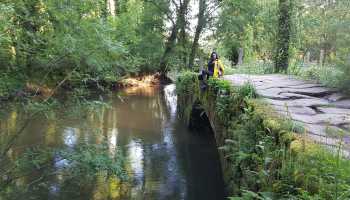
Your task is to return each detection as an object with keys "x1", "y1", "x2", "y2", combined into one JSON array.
[
  {"x1": 198, "y1": 52, "x2": 225, "y2": 91},
  {"x1": 207, "y1": 52, "x2": 224, "y2": 78}
]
